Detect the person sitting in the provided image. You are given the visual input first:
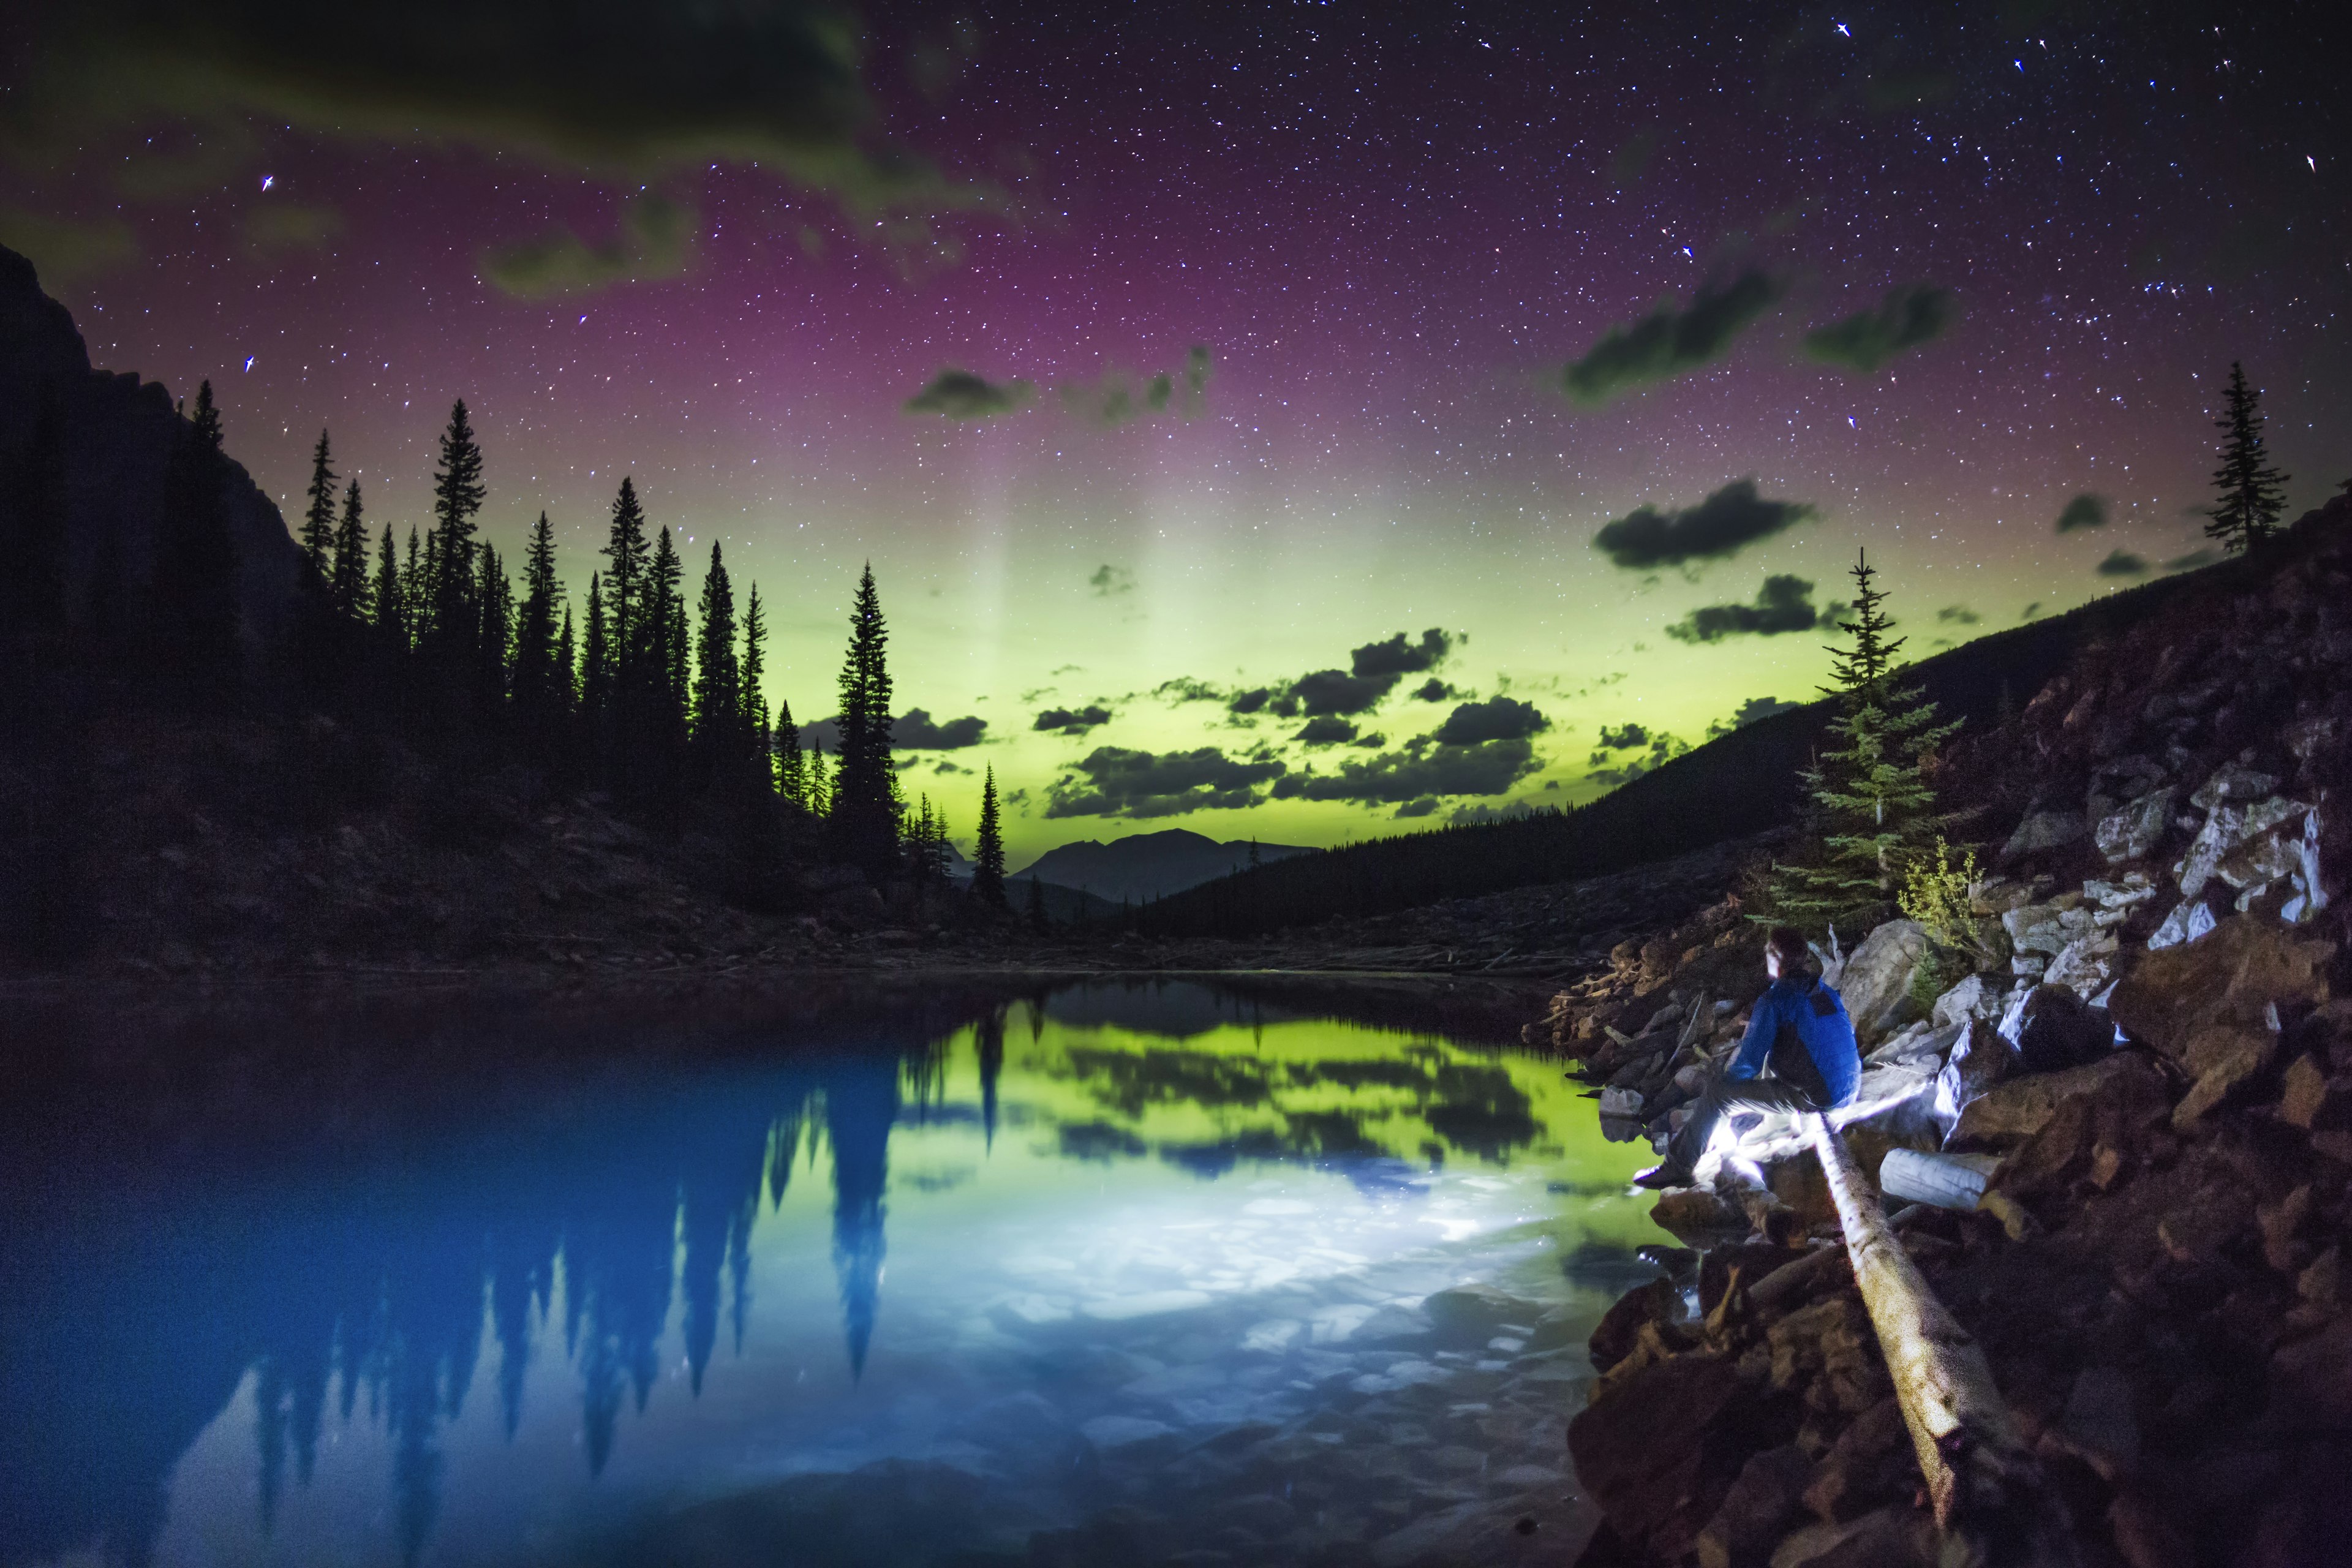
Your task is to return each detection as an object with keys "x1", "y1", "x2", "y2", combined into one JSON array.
[{"x1": 1634, "y1": 924, "x2": 1861, "y2": 1191}]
